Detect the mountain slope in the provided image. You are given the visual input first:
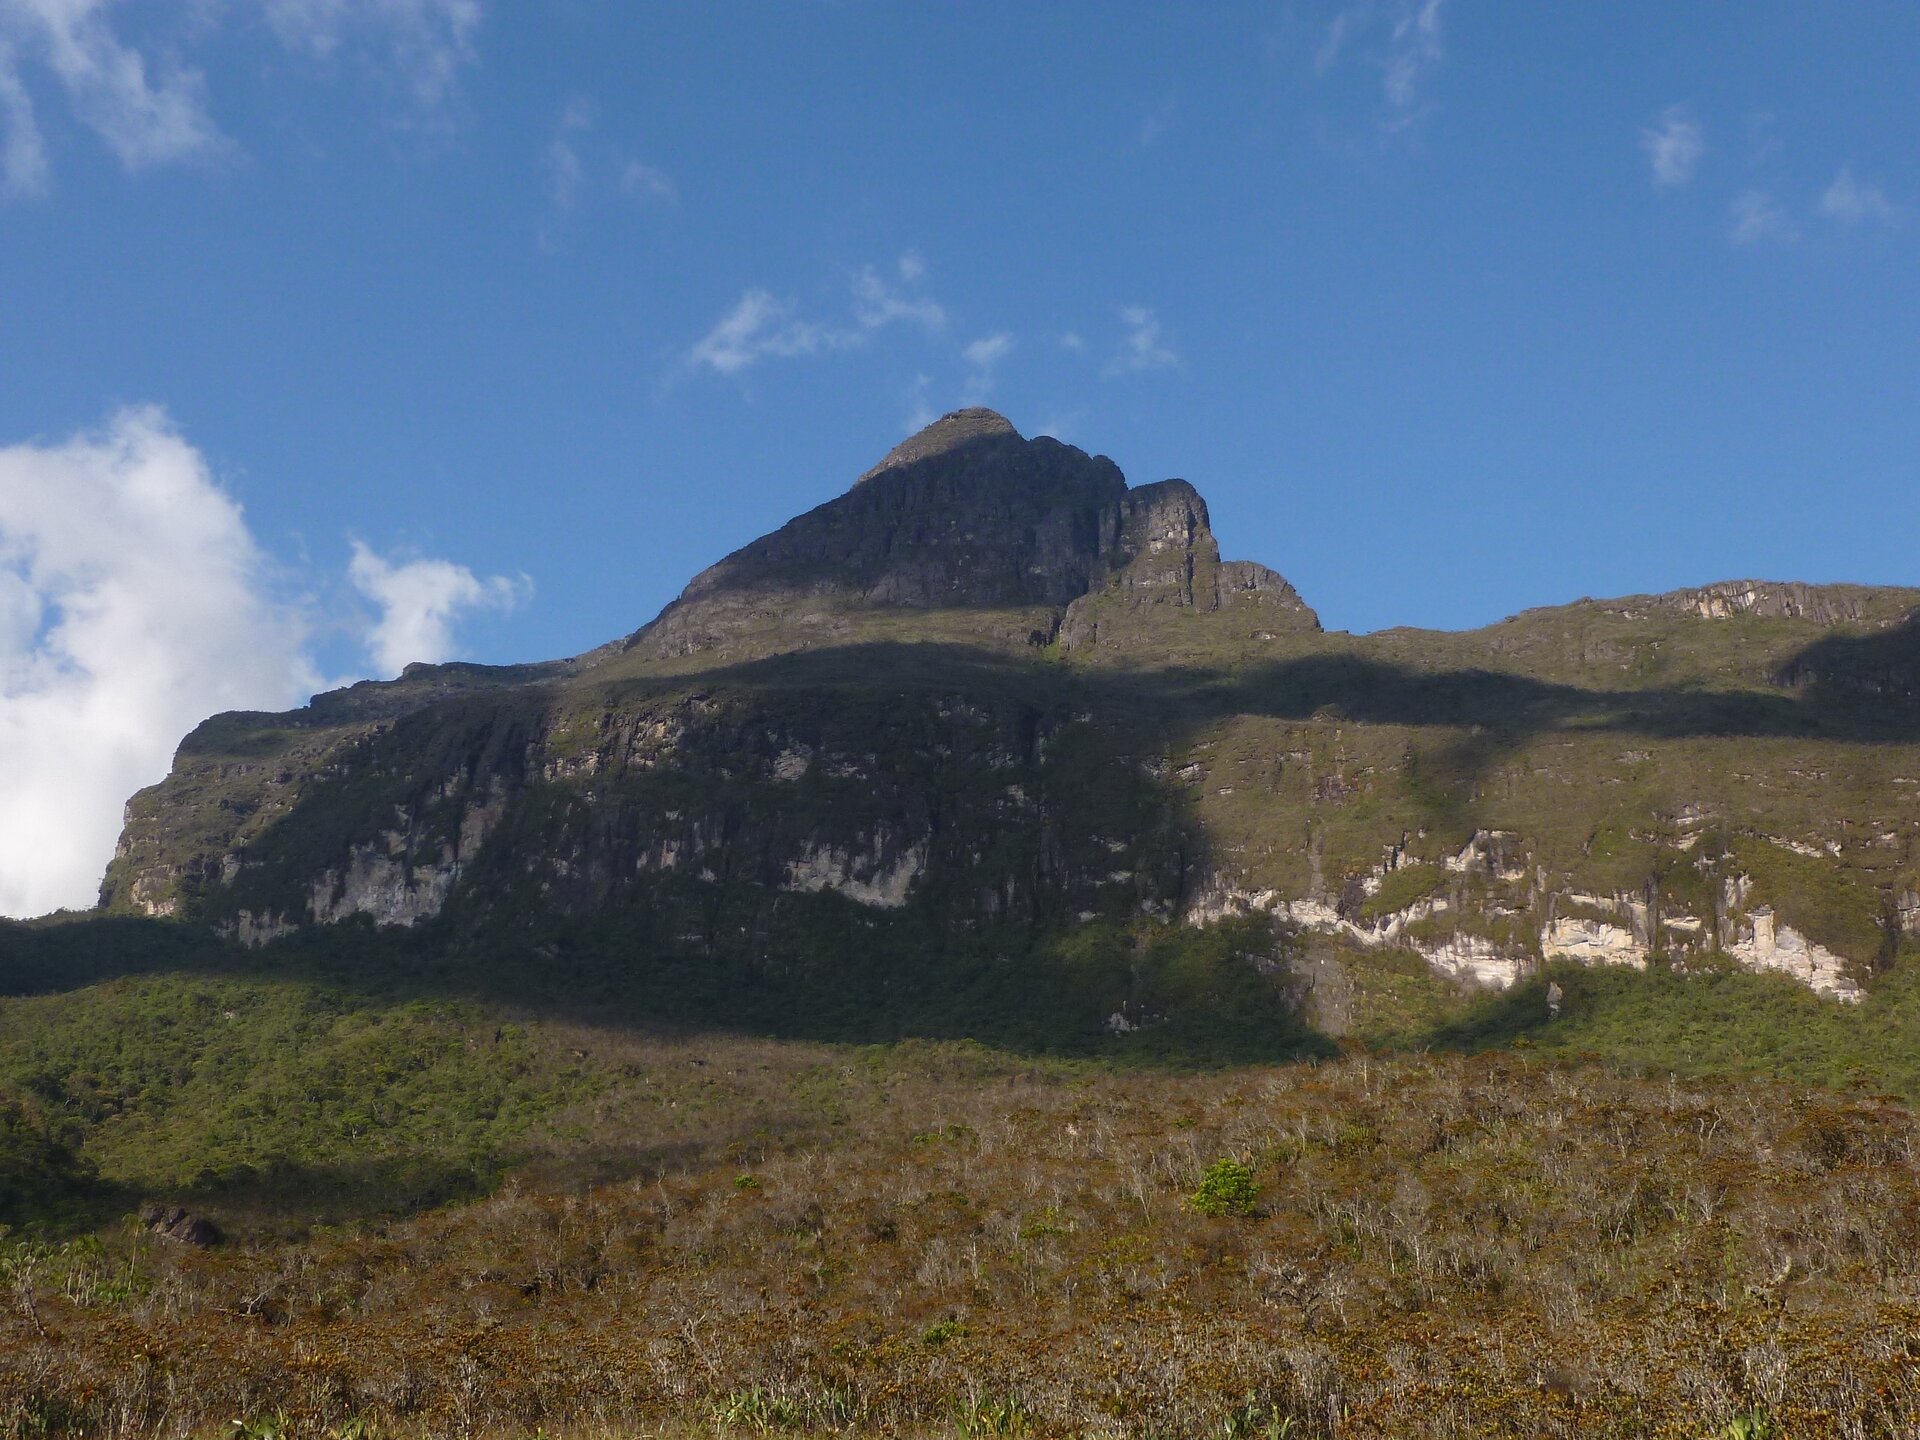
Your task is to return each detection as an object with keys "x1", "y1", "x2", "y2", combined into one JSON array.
[{"x1": 98, "y1": 410, "x2": 1920, "y2": 1034}]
